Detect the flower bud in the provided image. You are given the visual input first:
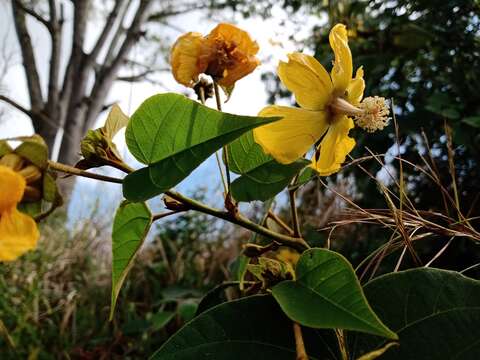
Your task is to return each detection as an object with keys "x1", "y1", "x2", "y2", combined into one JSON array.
[
  {"x1": 0, "y1": 153, "x2": 24, "y2": 171},
  {"x1": 18, "y1": 165, "x2": 42, "y2": 184},
  {"x1": 22, "y1": 185, "x2": 42, "y2": 202}
]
